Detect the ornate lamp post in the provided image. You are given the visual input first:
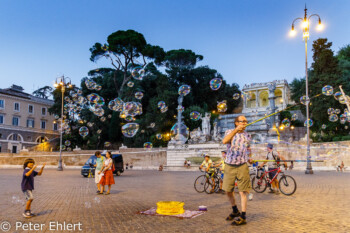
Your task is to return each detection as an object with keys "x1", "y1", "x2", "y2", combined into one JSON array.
[
  {"x1": 54, "y1": 76, "x2": 72, "y2": 171},
  {"x1": 290, "y1": 6, "x2": 323, "y2": 174}
]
